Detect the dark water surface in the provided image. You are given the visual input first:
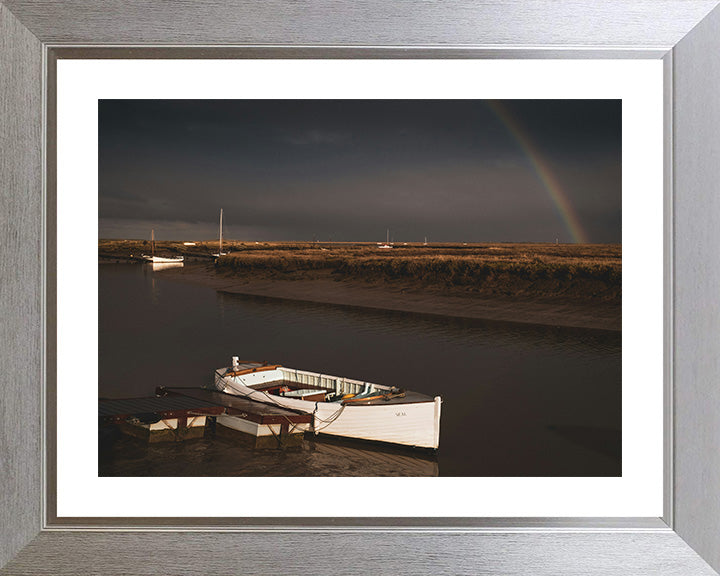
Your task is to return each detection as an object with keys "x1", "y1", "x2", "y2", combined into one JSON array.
[{"x1": 99, "y1": 263, "x2": 621, "y2": 477}]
